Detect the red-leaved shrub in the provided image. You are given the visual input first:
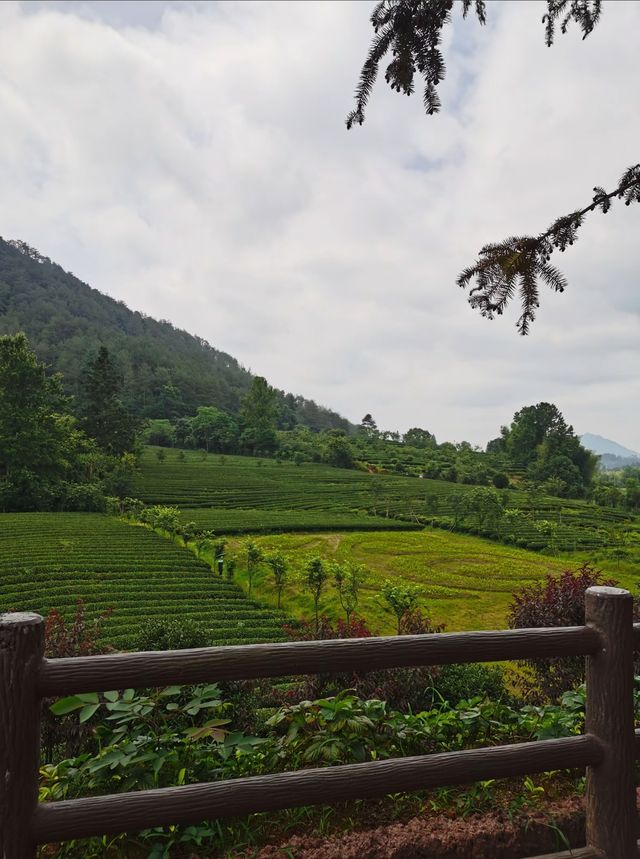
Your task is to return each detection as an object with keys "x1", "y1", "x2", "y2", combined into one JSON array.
[{"x1": 508, "y1": 564, "x2": 639, "y2": 701}]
